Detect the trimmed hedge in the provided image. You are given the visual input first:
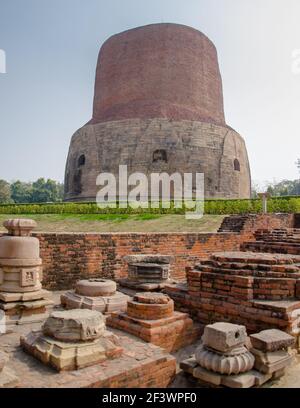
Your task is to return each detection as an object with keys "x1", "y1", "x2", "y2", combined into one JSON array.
[{"x1": 0, "y1": 196, "x2": 299, "y2": 215}]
